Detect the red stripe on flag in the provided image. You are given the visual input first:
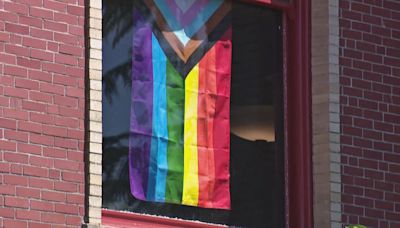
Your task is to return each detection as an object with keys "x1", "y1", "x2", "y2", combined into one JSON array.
[
  {"x1": 212, "y1": 28, "x2": 232, "y2": 209},
  {"x1": 197, "y1": 46, "x2": 217, "y2": 208}
]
